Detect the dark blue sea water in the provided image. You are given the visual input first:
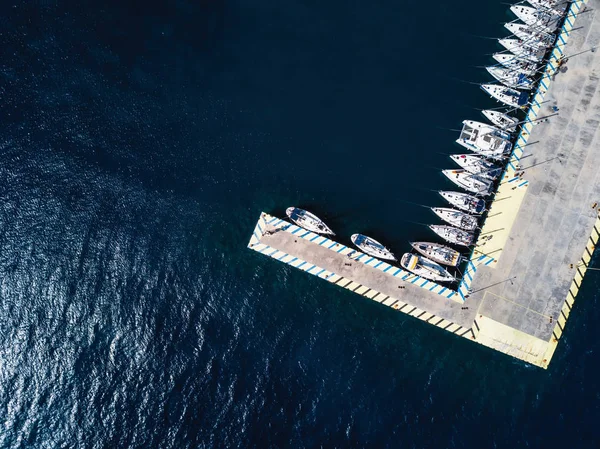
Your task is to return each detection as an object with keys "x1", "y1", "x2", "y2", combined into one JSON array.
[{"x1": 1, "y1": 0, "x2": 599, "y2": 448}]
